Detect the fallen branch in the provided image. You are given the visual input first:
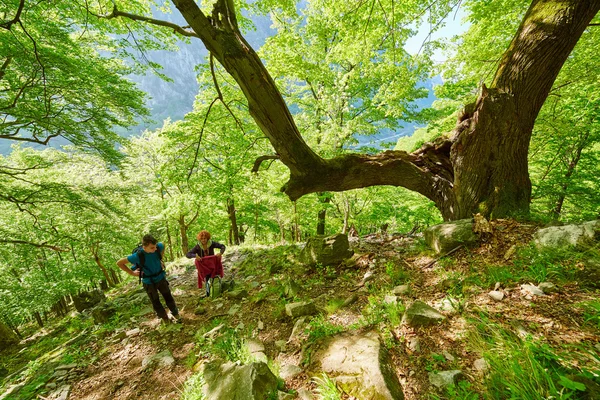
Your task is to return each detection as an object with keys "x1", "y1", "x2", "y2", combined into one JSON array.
[{"x1": 423, "y1": 245, "x2": 463, "y2": 269}]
